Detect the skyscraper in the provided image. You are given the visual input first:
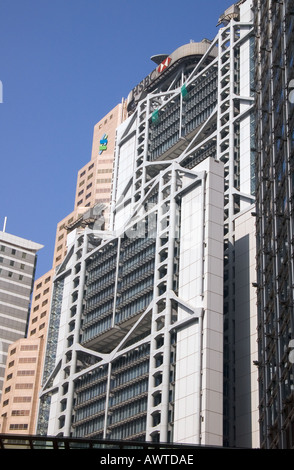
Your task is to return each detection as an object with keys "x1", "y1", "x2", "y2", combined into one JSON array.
[
  {"x1": 0, "y1": 229, "x2": 43, "y2": 399},
  {"x1": 0, "y1": 269, "x2": 53, "y2": 434},
  {"x1": 37, "y1": 0, "x2": 258, "y2": 447},
  {"x1": 254, "y1": 0, "x2": 294, "y2": 449}
]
